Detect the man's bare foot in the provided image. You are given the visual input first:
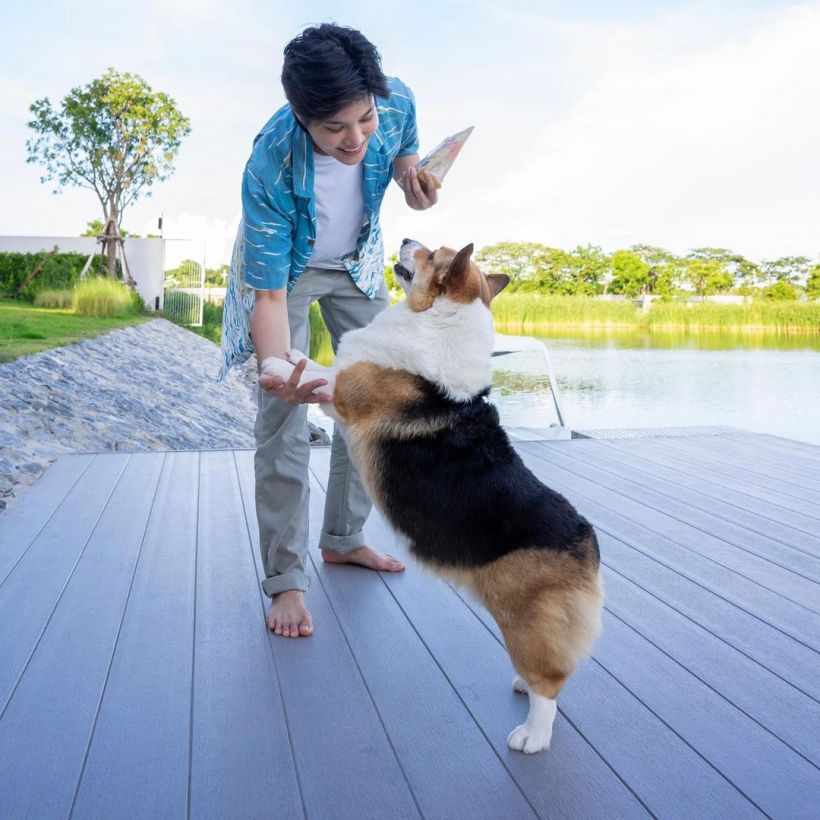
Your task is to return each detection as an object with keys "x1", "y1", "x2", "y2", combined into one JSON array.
[
  {"x1": 266, "y1": 590, "x2": 314, "y2": 637},
  {"x1": 321, "y1": 545, "x2": 405, "y2": 572}
]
